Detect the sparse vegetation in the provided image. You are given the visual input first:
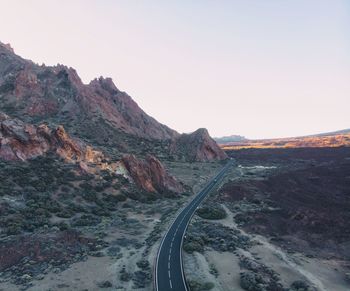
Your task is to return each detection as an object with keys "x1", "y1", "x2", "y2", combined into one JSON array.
[
  {"x1": 184, "y1": 219, "x2": 251, "y2": 254},
  {"x1": 209, "y1": 263, "x2": 218, "y2": 277},
  {"x1": 196, "y1": 203, "x2": 227, "y2": 220},
  {"x1": 189, "y1": 280, "x2": 215, "y2": 291}
]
